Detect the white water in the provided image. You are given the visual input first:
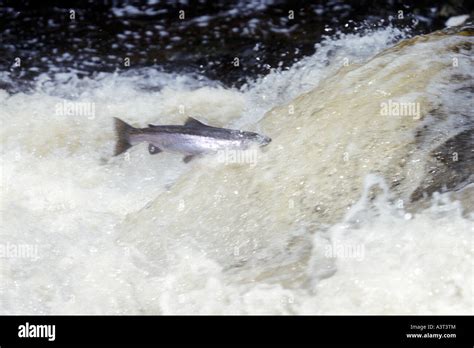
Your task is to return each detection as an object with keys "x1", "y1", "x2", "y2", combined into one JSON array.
[{"x1": 1, "y1": 26, "x2": 472, "y2": 314}]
